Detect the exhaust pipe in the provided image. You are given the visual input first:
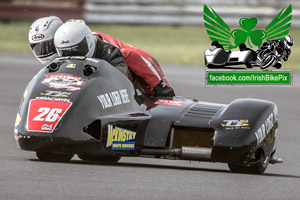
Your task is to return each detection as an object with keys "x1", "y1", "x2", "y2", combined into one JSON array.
[
  {"x1": 181, "y1": 147, "x2": 211, "y2": 161},
  {"x1": 140, "y1": 148, "x2": 181, "y2": 157},
  {"x1": 140, "y1": 146, "x2": 212, "y2": 161}
]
